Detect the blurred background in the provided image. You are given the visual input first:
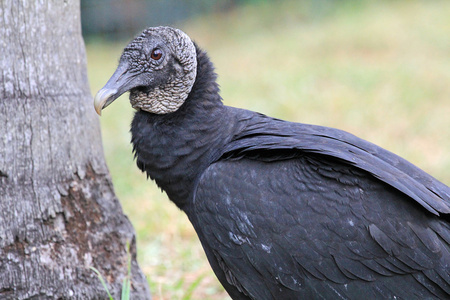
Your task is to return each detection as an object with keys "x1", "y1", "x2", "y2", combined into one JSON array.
[{"x1": 82, "y1": 0, "x2": 450, "y2": 299}]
